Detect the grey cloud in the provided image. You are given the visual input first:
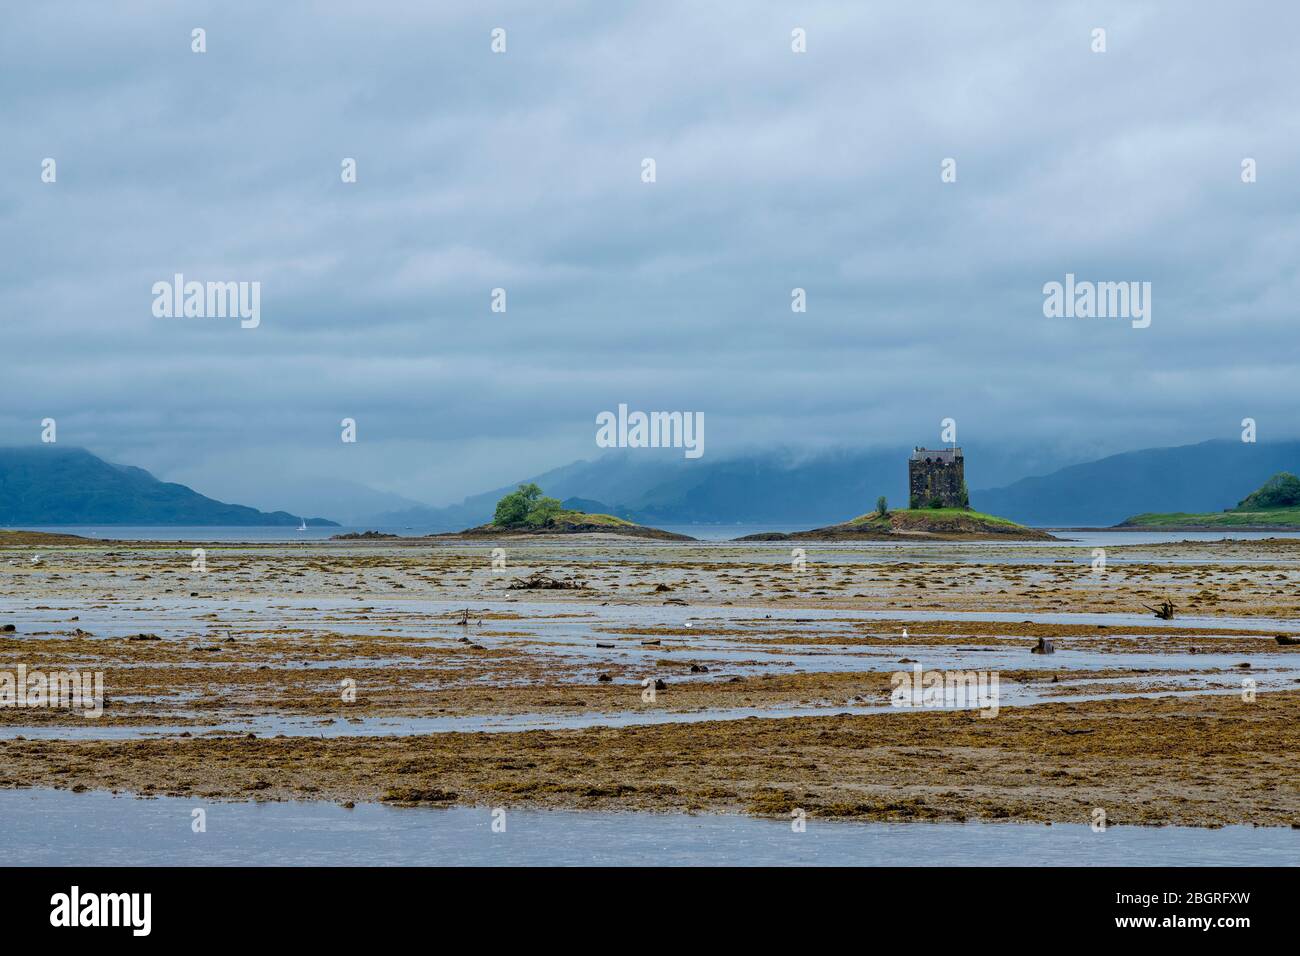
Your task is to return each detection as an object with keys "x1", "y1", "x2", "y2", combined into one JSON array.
[{"x1": 1, "y1": 1, "x2": 1298, "y2": 505}]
